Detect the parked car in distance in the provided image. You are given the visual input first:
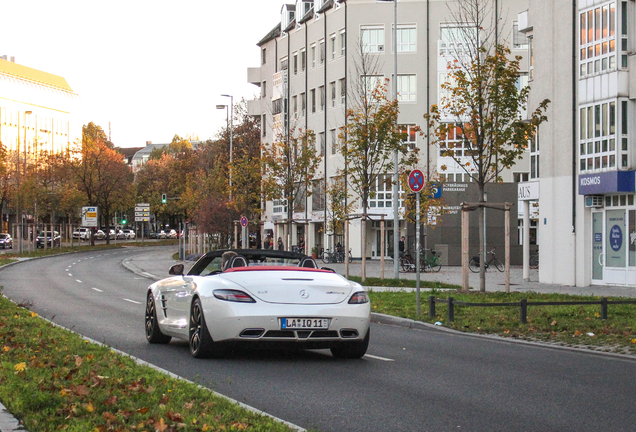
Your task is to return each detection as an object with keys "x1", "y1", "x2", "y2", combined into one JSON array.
[
  {"x1": 0, "y1": 233, "x2": 12, "y2": 249},
  {"x1": 108, "y1": 229, "x2": 116, "y2": 240},
  {"x1": 36, "y1": 231, "x2": 61, "y2": 248},
  {"x1": 94, "y1": 230, "x2": 106, "y2": 240},
  {"x1": 116, "y1": 229, "x2": 126, "y2": 240},
  {"x1": 148, "y1": 232, "x2": 159, "y2": 239},
  {"x1": 158, "y1": 230, "x2": 167, "y2": 239},
  {"x1": 168, "y1": 229, "x2": 178, "y2": 239},
  {"x1": 123, "y1": 229, "x2": 136, "y2": 239},
  {"x1": 72, "y1": 228, "x2": 92, "y2": 240}
]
